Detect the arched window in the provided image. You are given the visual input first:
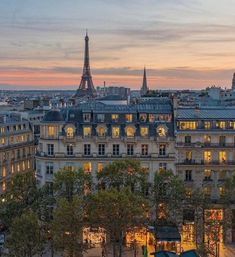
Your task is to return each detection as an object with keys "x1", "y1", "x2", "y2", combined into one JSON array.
[
  {"x1": 97, "y1": 127, "x2": 106, "y2": 137},
  {"x1": 126, "y1": 126, "x2": 135, "y2": 137},
  {"x1": 66, "y1": 127, "x2": 74, "y2": 139}
]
